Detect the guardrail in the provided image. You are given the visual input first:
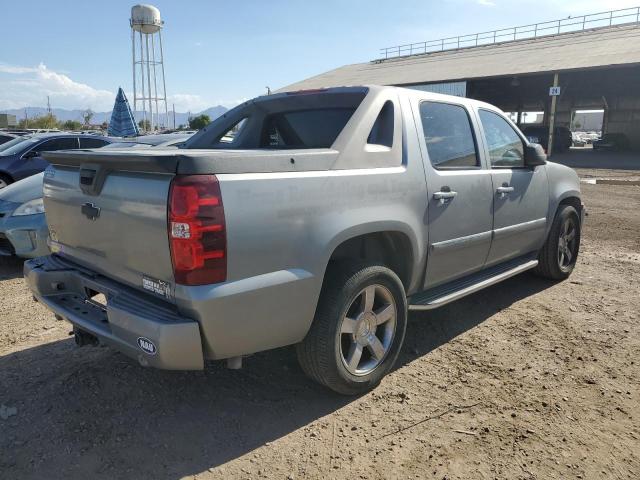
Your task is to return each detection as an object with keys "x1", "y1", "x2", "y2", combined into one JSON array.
[{"x1": 378, "y1": 7, "x2": 640, "y2": 60}]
